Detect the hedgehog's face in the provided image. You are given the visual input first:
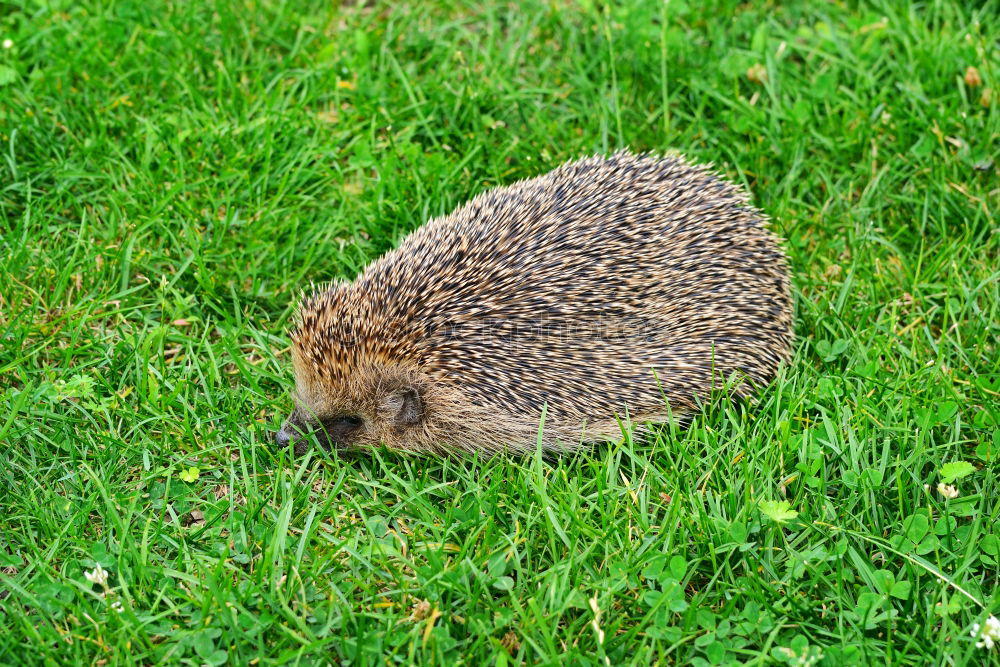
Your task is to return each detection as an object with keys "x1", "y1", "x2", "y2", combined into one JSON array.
[{"x1": 275, "y1": 355, "x2": 427, "y2": 455}]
